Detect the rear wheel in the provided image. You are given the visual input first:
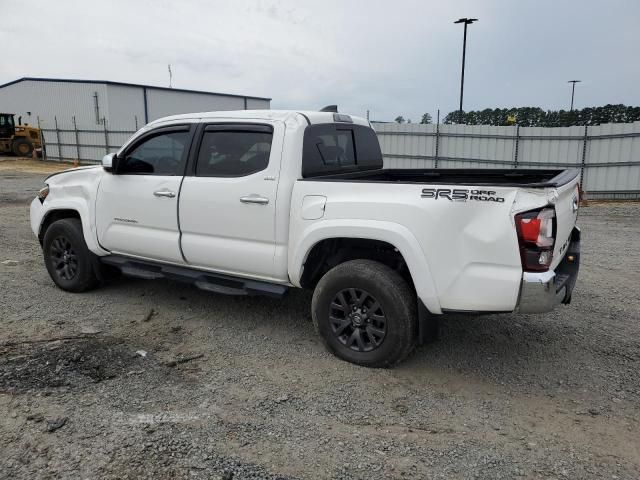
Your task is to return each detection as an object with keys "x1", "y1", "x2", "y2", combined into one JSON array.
[
  {"x1": 312, "y1": 259, "x2": 417, "y2": 368},
  {"x1": 43, "y1": 218, "x2": 99, "y2": 292},
  {"x1": 12, "y1": 138, "x2": 33, "y2": 157}
]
